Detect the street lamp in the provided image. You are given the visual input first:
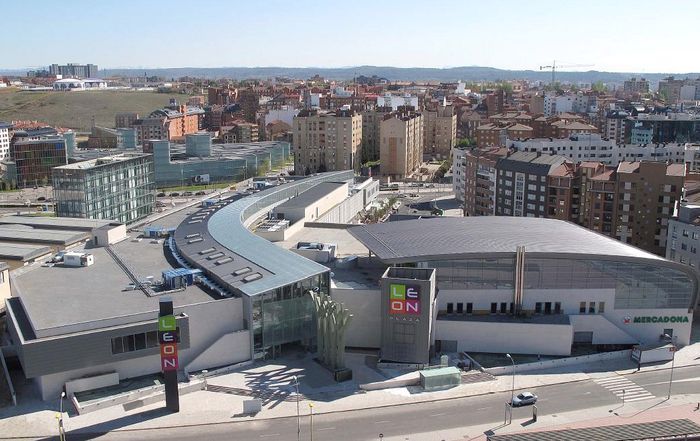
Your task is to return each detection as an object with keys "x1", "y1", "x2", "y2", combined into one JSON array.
[
  {"x1": 664, "y1": 334, "x2": 676, "y2": 400},
  {"x1": 293, "y1": 376, "x2": 300, "y2": 441},
  {"x1": 506, "y1": 354, "x2": 515, "y2": 406},
  {"x1": 57, "y1": 391, "x2": 66, "y2": 441},
  {"x1": 309, "y1": 402, "x2": 314, "y2": 441}
]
